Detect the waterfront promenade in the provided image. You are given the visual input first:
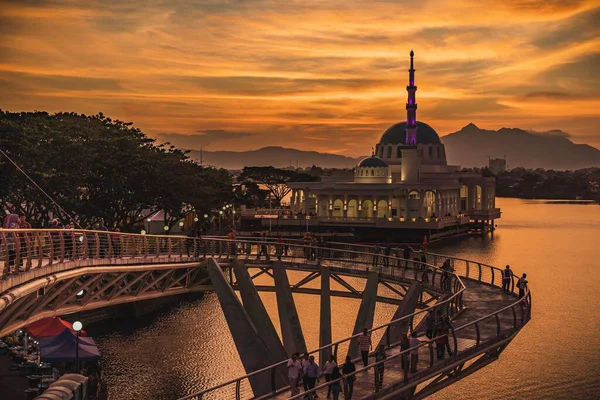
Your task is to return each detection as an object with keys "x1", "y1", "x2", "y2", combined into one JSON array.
[{"x1": 0, "y1": 230, "x2": 531, "y2": 399}]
